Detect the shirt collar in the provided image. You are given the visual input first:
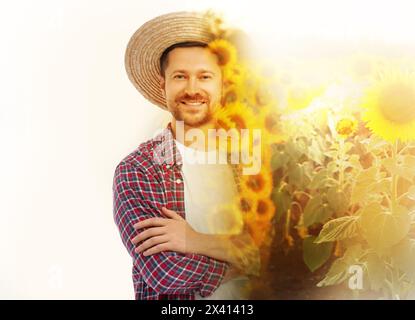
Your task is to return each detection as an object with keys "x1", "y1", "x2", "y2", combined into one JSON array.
[{"x1": 152, "y1": 122, "x2": 183, "y2": 168}]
